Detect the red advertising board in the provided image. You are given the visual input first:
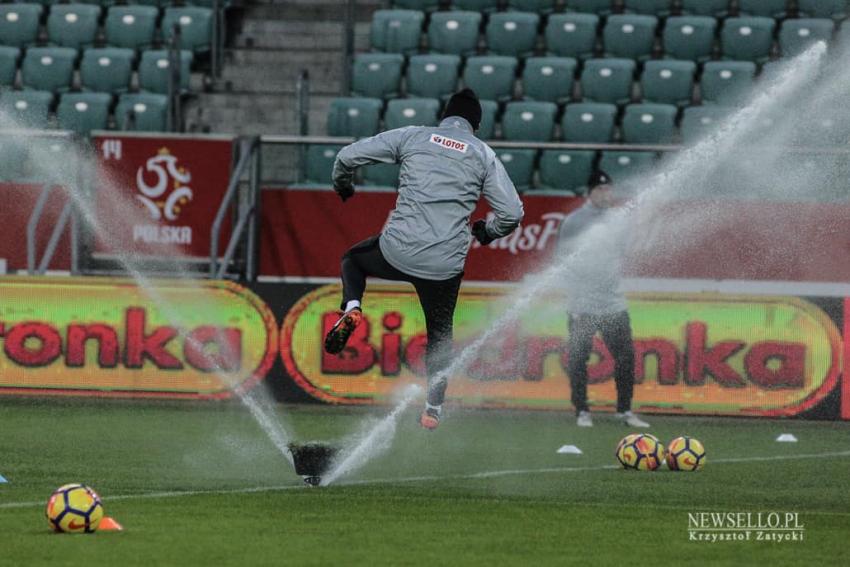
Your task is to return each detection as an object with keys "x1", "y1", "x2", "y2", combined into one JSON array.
[
  {"x1": 92, "y1": 133, "x2": 234, "y2": 258},
  {"x1": 0, "y1": 183, "x2": 71, "y2": 272}
]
